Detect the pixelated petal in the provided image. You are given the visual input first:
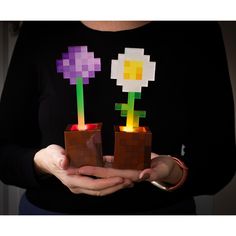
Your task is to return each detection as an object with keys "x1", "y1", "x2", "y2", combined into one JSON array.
[
  {"x1": 69, "y1": 59, "x2": 75, "y2": 65},
  {"x1": 83, "y1": 77, "x2": 89, "y2": 84},
  {"x1": 56, "y1": 60, "x2": 63, "y2": 66},
  {"x1": 77, "y1": 71, "x2": 82, "y2": 77},
  {"x1": 94, "y1": 64, "x2": 101, "y2": 71},
  {"x1": 89, "y1": 71, "x2": 95, "y2": 77},
  {"x1": 57, "y1": 65, "x2": 64, "y2": 73},
  {"x1": 62, "y1": 66, "x2": 70, "y2": 72},
  {"x1": 69, "y1": 52, "x2": 76, "y2": 60},
  {"x1": 62, "y1": 53, "x2": 69, "y2": 59},
  {"x1": 69, "y1": 77, "x2": 76, "y2": 85},
  {"x1": 63, "y1": 71, "x2": 70, "y2": 78},
  {"x1": 68, "y1": 47, "x2": 75, "y2": 53},
  {"x1": 63, "y1": 59, "x2": 70, "y2": 66},
  {"x1": 93, "y1": 58, "x2": 101, "y2": 66},
  {"x1": 69, "y1": 65, "x2": 76, "y2": 71},
  {"x1": 88, "y1": 63, "x2": 94, "y2": 71},
  {"x1": 81, "y1": 52, "x2": 88, "y2": 59},
  {"x1": 80, "y1": 46, "x2": 88, "y2": 52},
  {"x1": 82, "y1": 65, "x2": 88, "y2": 71},
  {"x1": 86, "y1": 52, "x2": 94, "y2": 59},
  {"x1": 74, "y1": 46, "x2": 82, "y2": 52},
  {"x1": 57, "y1": 45, "x2": 101, "y2": 83},
  {"x1": 82, "y1": 71, "x2": 89, "y2": 78},
  {"x1": 75, "y1": 62, "x2": 82, "y2": 72},
  {"x1": 111, "y1": 48, "x2": 156, "y2": 92}
]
